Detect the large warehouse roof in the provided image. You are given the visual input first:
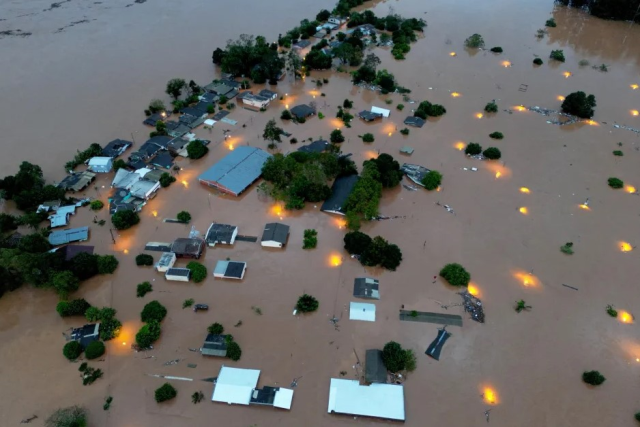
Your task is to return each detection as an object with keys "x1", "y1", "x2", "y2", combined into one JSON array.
[{"x1": 198, "y1": 146, "x2": 271, "y2": 196}]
